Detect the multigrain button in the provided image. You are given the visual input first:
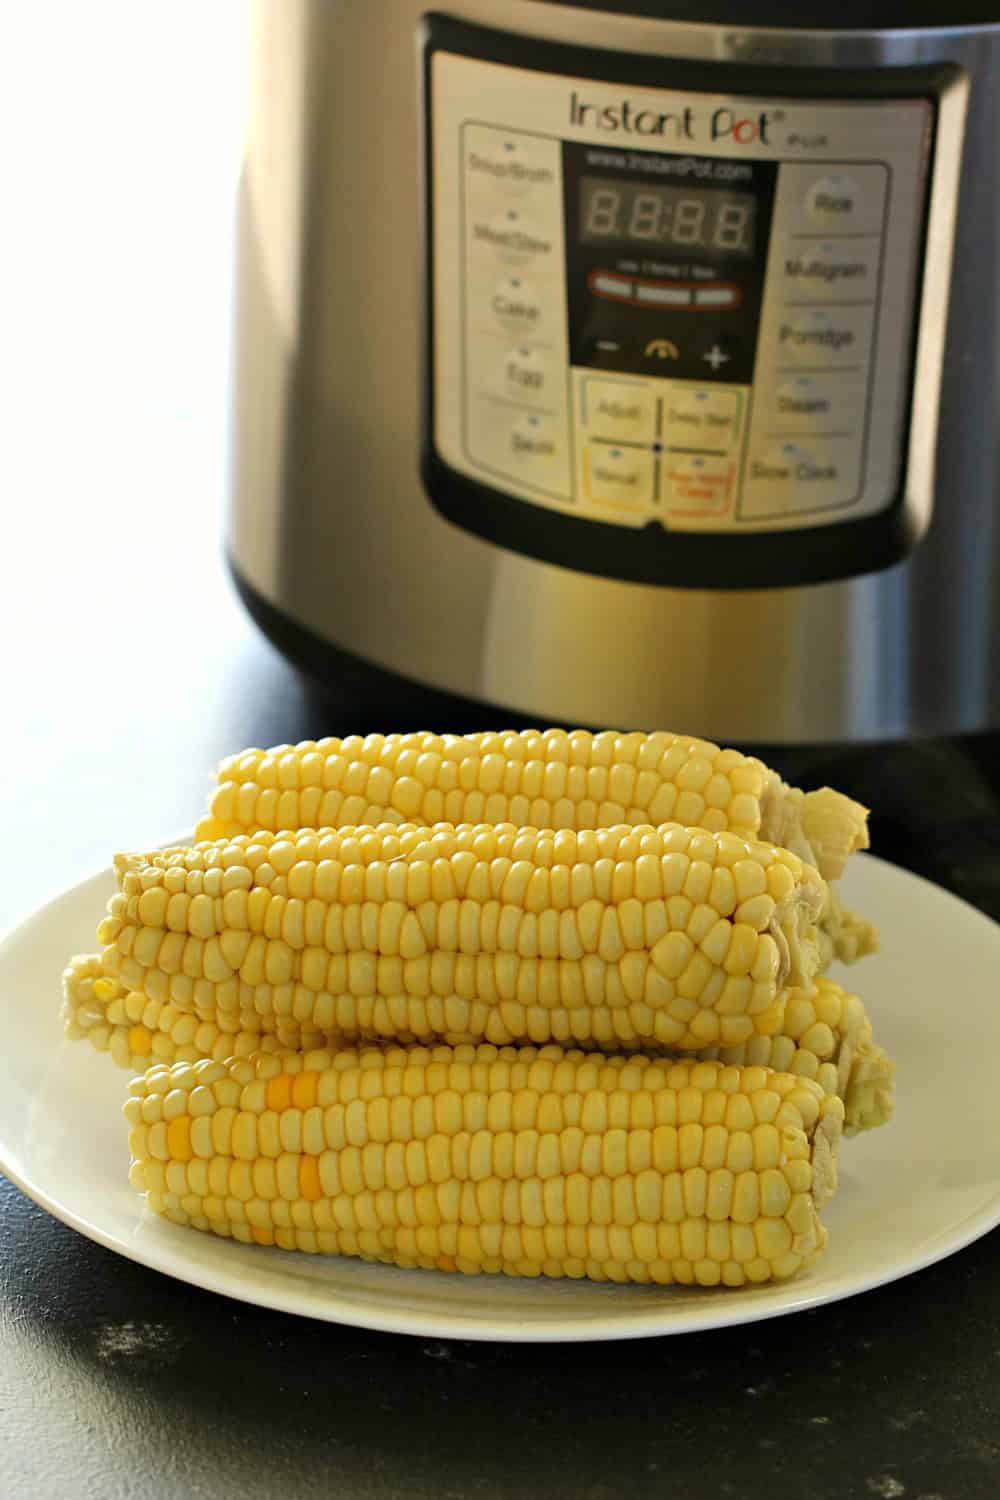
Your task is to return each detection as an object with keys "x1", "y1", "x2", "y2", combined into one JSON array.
[
  {"x1": 585, "y1": 445, "x2": 655, "y2": 509},
  {"x1": 779, "y1": 240, "x2": 880, "y2": 302},
  {"x1": 492, "y1": 275, "x2": 545, "y2": 334},
  {"x1": 584, "y1": 379, "x2": 656, "y2": 443}
]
